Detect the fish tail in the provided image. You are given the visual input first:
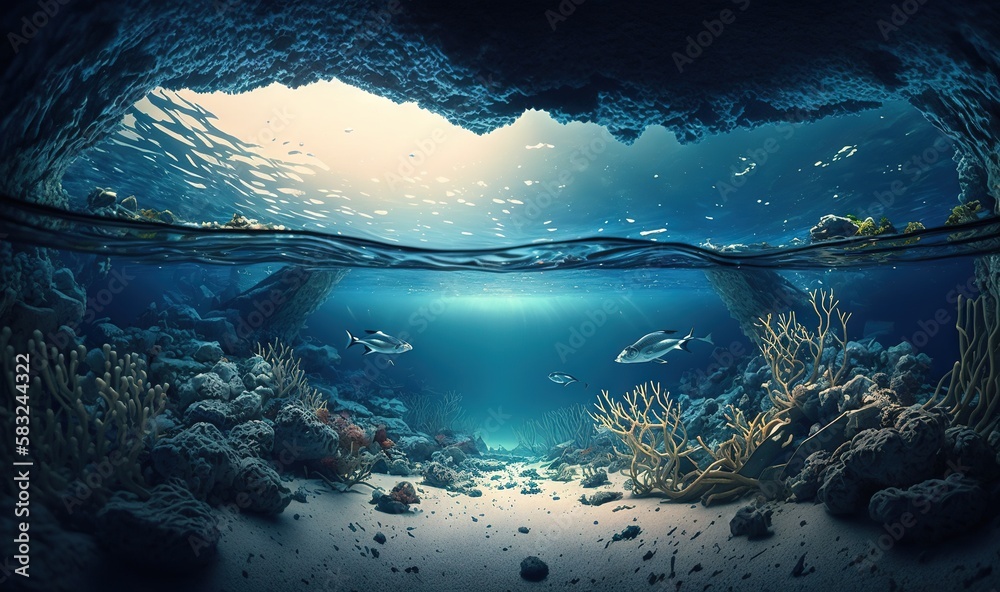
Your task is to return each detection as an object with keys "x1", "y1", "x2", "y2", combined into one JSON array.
[
  {"x1": 345, "y1": 329, "x2": 357, "y2": 349},
  {"x1": 702, "y1": 332, "x2": 714, "y2": 346}
]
